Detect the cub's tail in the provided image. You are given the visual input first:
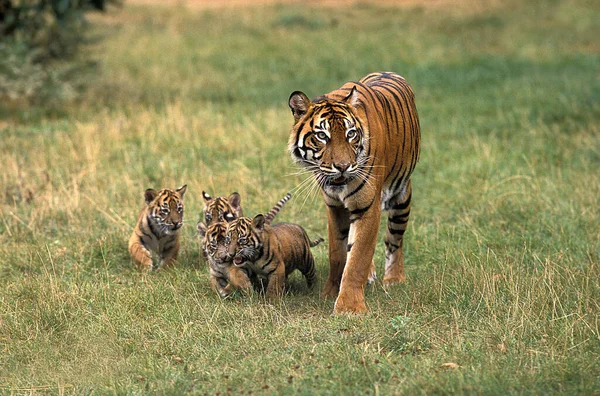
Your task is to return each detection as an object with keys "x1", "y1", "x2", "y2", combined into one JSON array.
[
  {"x1": 264, "y1": 192, "x2": 292, "y2": 225},
  {"x1": 309, "y1": 237, "x2": 324, "y2": 248}
]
